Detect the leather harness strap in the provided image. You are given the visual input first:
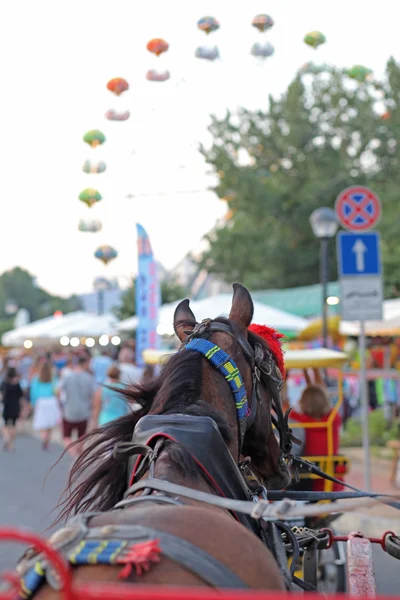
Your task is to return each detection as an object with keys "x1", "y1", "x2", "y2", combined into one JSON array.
[
  {"x1": 91, "y1": 523, "x2": 249, "y2": 589},
  {"x1": 181, "y1": 318, "x2": 293, "y2": 460}
]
